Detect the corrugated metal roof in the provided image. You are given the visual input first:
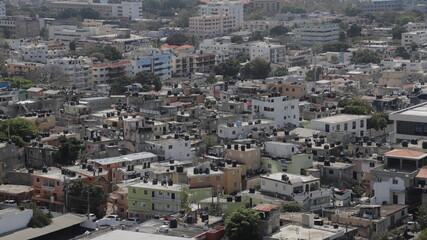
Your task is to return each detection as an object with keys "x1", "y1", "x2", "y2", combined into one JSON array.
[{"x1": 252, "y1": 204, "x2": 280, "y2": 212}]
